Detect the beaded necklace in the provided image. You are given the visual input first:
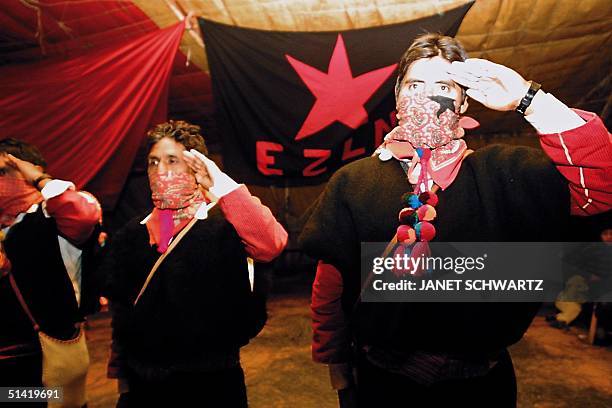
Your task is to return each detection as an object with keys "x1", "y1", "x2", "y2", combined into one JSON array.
[
  {"x1": 397, "y1": 148, "x2": 439, "y2": 244},
  {"x1": 391, "y1": 148, "x2": 440, "y2": 276}
]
